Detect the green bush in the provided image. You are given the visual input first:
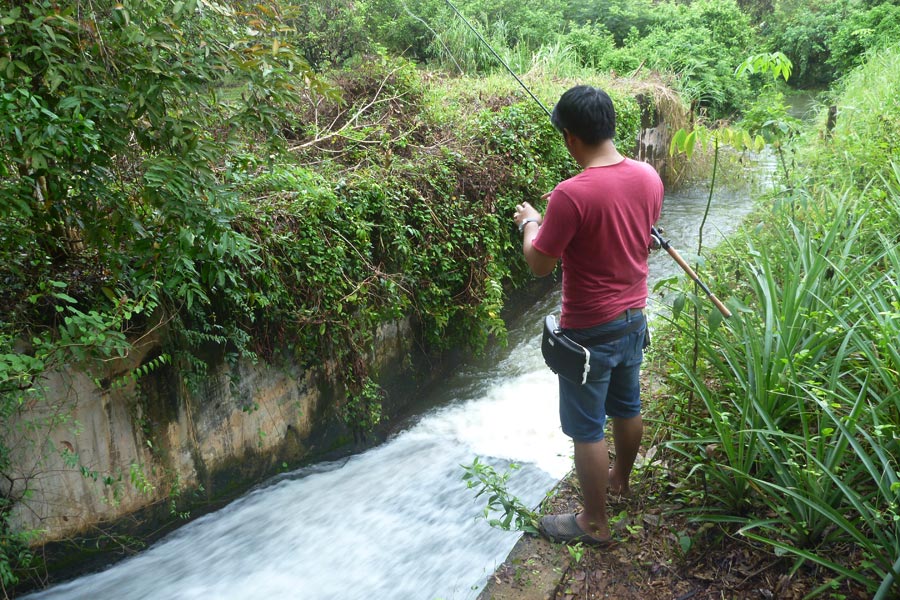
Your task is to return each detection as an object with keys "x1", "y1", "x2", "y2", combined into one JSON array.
[
  {"x1": 764, "y1": 0, "x2": 849, "y2": 87},
  {"x1": 0, "y1": 1, "x2": 318, "y2": 586},
  {"x1": 563, "y1": 23, "x2": 619, "y2": 70},
  {"x1": 801, "y1": 45, "x2": 900, "y2": 191},
  {"x1": 628, "y1": 28, "x2": 752, "y2": 119},
  {"x1": 365, "y1": 0, "x2": 451, "y2": 61},
  {"x1": 0, "y1": 0, "x2": 319, "y2": 319},
  {"x1": 828, "y1": 4, "x2": 900, "y2": 74},
  {"x1": 286, "y1": 0, "x2": 372, "y2": 69},
  {"x1": 563, "y1": 0, "x2": 659, "y2": 45},
  {"x1": 563, "y1": 0, "x2": 752, "y2": 119},
  {"x1": 765, "y1": 0, "x2": 900, "y2": 89}
]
